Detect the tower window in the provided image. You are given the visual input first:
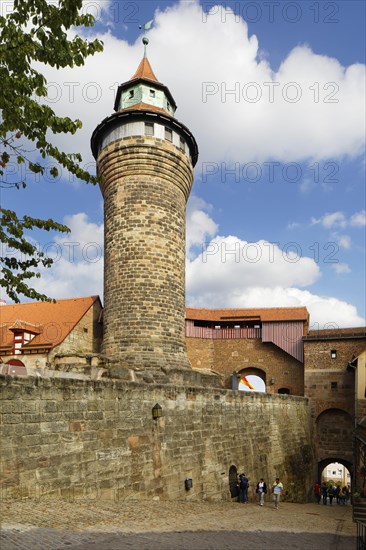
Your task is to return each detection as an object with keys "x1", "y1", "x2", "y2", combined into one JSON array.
[
  {"x1": 167, "y1": 102, "x2": 171, "y2": 112},
  {"x1": 165, "y1": 127, "x2": 172, "y2": 142},
  {"x1": 145, "y1": 122, "x2": 154, "y2": 136},
  {"x1": 179, "y1": 137, "x2": 185, "y2": 151},
  {"x1": 129, "y1": 90, "x2": 134, "y2": 99},
  {"x1": 149, "y1": 89, "x2": 155, "y2": 98},
  {"x1": 331, "y1": 349, "x2": 337, "y2": 359}
]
